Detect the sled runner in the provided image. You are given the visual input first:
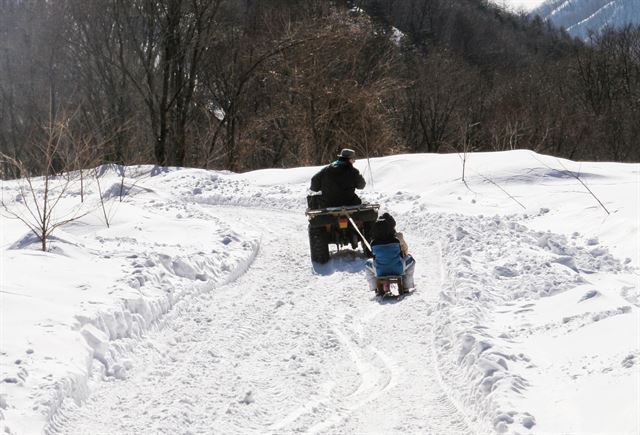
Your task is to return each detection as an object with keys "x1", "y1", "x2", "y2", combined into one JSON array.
[{"x1": 375, "y1": 275, "x2": 413, "y2": 299}]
